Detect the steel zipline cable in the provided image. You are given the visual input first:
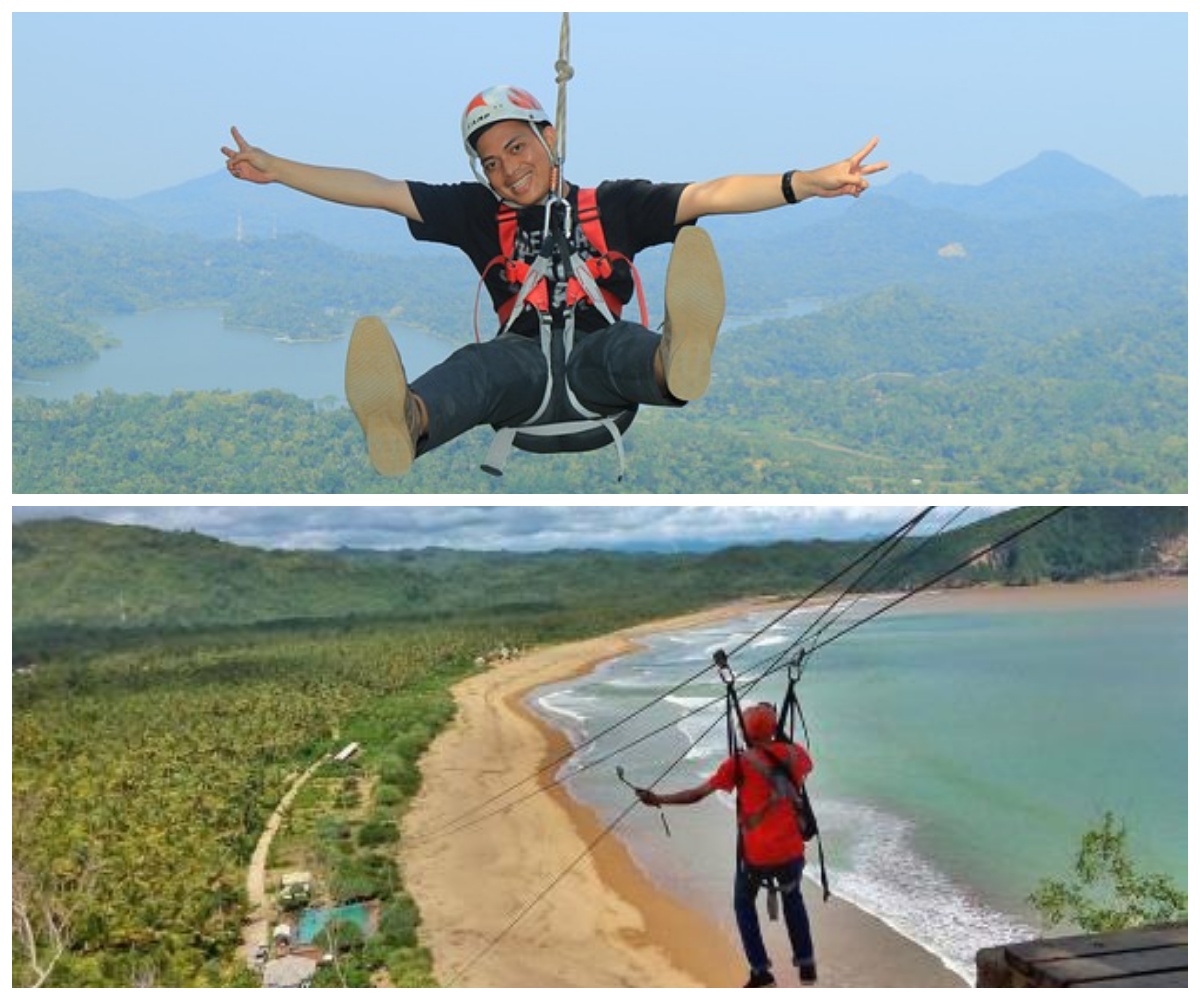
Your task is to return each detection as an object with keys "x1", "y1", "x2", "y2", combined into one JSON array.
[
  {"x1": 417, "y1": 507, "x2": 1012, "y2": 845},
  {"x1": 417, "y1": 507, "x2": 1062, "y2": 847},
  {"x1": 433, "y1": 506, "x2": 1067, "y2": 985},
  {"x1": 410, "y1": 506, "x2": 938, "y2": 845}
]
